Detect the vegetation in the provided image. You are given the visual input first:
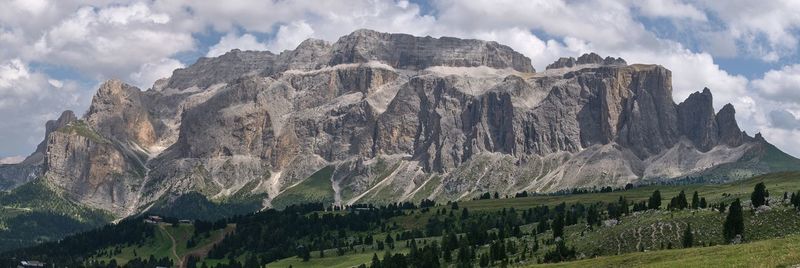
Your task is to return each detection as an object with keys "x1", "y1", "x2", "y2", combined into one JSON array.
[
  {"x1": 0, "y1": 179, "x2": 111, "y2": 252},
  {"x1": 3, "y1": 172, "x2": 800, "y2": 267},
  {"x1": 270, "y1": 166, "x2": 336, "y2": 209}
]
